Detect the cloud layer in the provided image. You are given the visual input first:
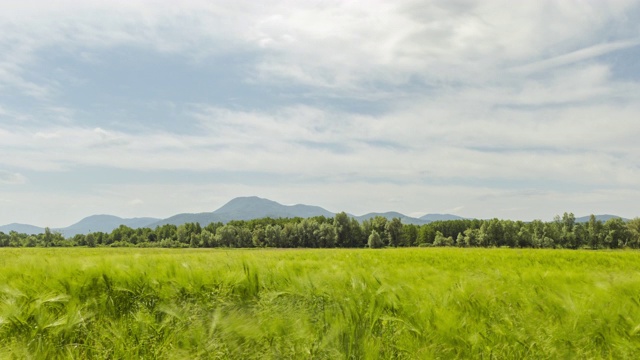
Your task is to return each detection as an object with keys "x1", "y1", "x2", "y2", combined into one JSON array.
[{"x1": 1, "y1": 0, "x2": 639, "y2": 226}]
